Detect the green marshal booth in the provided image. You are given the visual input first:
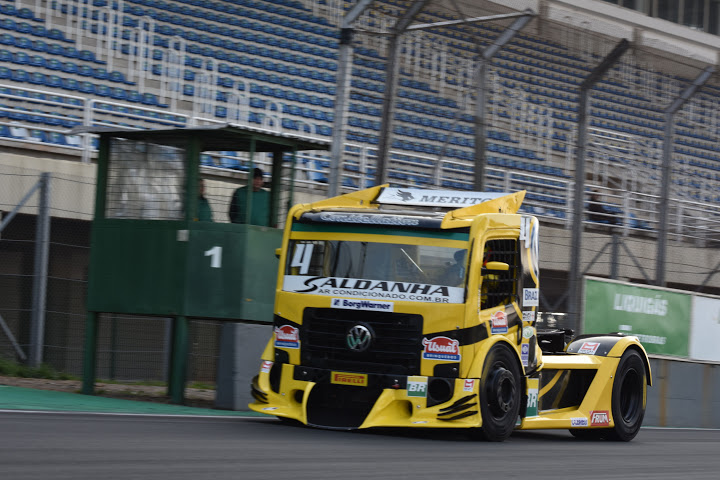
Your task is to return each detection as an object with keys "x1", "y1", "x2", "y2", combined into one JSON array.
[{"x1": 80, "y1": 124, "x2": 329, "y2": 405}]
